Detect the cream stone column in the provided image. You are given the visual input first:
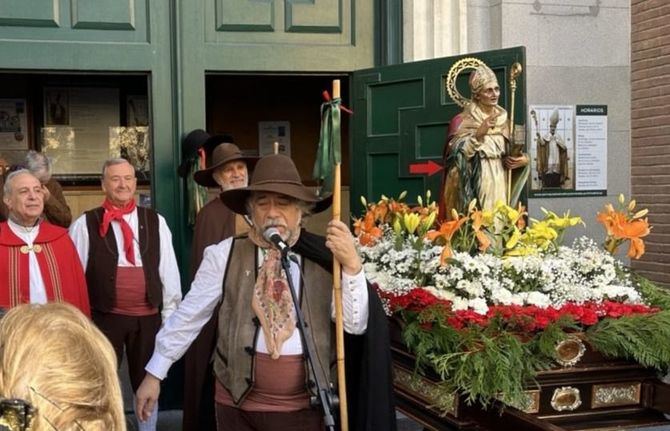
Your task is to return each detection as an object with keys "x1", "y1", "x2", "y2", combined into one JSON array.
[{"x1": 403, "y1": 0, "x2": 468, "y2": 62}]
